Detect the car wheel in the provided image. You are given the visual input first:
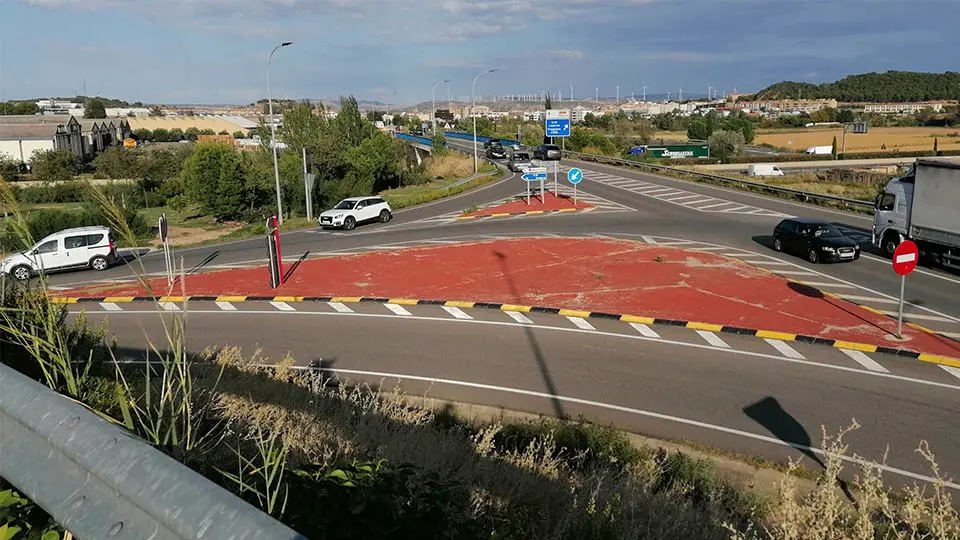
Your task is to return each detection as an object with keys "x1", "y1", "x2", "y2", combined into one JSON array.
[
  {"x1": 807, "y1": 249, "x2": 819, "y2": 264},
  {"x1": 379, "y1": 209, "x2": 391, "y2": 223},
  {"x1": 11, "y1": 265, "x2": 31, "y2": 281},
  {"x1": 773, "y1": 236, "x2": 783, "y2": 252},
  {"x1": 90, "y1": 255, "x2": 109, "y2": 271},
  {"x1": 343, "y1": 216, "x2": 356, "y2": 231}
]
